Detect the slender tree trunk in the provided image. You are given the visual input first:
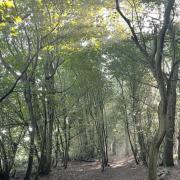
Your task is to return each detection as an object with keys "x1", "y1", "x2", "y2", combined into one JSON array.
[
  {"x1": 111, "y1": 136, "x2": 116, "y2": 155},
  {"x1": 178, "y1": 131, "x2": 180, "y2": 161},
  {"x1": 38, "y1": 92, "x2": 48, "y2": 175},
  {"x1": 132, "y1": 81, "x2": 147, "y2": 165},
  {"x1": 0, "y1": 139, "x2": 10, "y2": 180},
  {"x1": 63, "y1": 115, "x2": 70, "y2": 169},
  {"x1": 78, "y1": 105, "x2": 89, "y2": 160},
  {"x1": 54, "y1": 131, "x2": 60, "y2": 167},
  {"x1": 118, "y1": 79, "x2": 139, "y2": 163},
  {"x1": 101, "y1": 108, "x2": 108, "y2": 166},
  {"x1": 46, "y1": 63, "x2": 55, "y2": 173},
  {"x1": 38, "y1": 59, "x2": 55, "y2": 174},
  {"x1": 90, "y1": 91, "x2": 108, "y2": 171},
  {"x1": 23, "y1": 80, "x2": 36, "y2": 180},
  {"x1": 126, "y1": 117, "x2": 139, "y2": 164},
  {"x1": 124, "y1": 123, "x2": 129, "y2": 156},
  {"x1": 135, "y1": 114, "x2": 147, "y2": 166}
]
